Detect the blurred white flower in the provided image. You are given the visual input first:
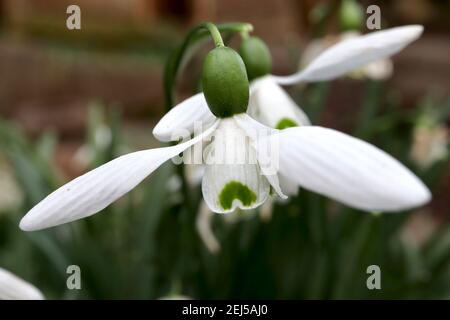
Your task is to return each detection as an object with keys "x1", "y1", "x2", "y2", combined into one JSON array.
[
  {"x1": 196, "y1": 200, "x2": 221, "y2": 254},
  {"x1": 410, "y1": 121, "x2": 449, "y2": 170},
  {"x1": 0, "y1": 267, "x2": 44, "y2": 300},
  {"x1": 0, "y1": 157, "x2": 23, "y2": 213},
  {"x1": 196, "y1": 197, "x2": 274, "y2": 254},
  {"x1": 74, "y1": 123, "x2": 112, "y2": 167},
  {"x1": 258, "y1": 198, "x2": 274, "y2": 222},
  {"x1": 401, "y1": 209, "x2": 437, "y2": 247}
]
